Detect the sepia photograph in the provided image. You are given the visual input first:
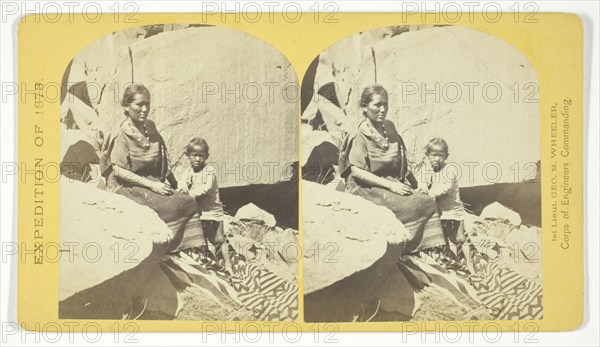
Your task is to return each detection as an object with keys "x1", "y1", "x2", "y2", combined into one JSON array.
[
  {"x1": 58, "y1": 24, "x2": 299, "y2": 321},
  {"x1": 6, "y1": 3, "x2": 592, "y2": 341},
  {"x1": 301, "y1": 25, "x2": 543, "y2": 322}
]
